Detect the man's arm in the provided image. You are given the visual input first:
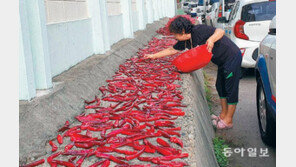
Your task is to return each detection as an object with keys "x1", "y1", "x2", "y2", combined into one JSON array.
[
  {"x1": 144, "y1": 47, "x2": 179, "y2": 59},
  {"x1": 206, "y1": 28, "x2": 225, "y2": 52}
]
